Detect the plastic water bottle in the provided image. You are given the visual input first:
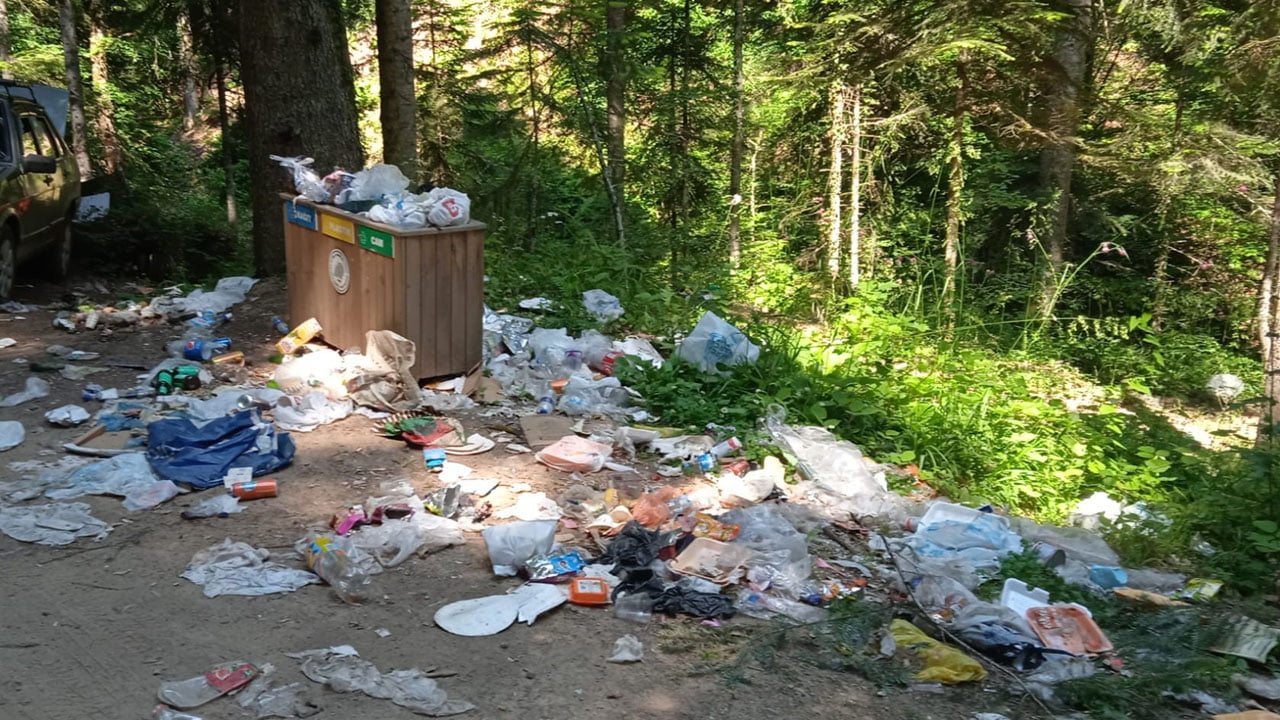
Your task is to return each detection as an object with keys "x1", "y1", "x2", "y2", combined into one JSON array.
[
  {"x1": 711, "y1": 437, "x2": 742, "y2": 457},
  {"x1": 306, "y1": 537, "x2": 371, "y2": 604},
  {"x1": 614, "y1": 592, "x2": 653, "y2": 623},
  {"x1": 562, "y1": 349, "x2": 584, "y2": 373},
  {"x1": 155, "y1": 661, "x2": 258, "y2": 709},
  {"x1": 536, "y1": 396, "x2": 555, "y2": 414},
  {"x1": 271, "y1": 316, "x2": 290, "y2": 334}
]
